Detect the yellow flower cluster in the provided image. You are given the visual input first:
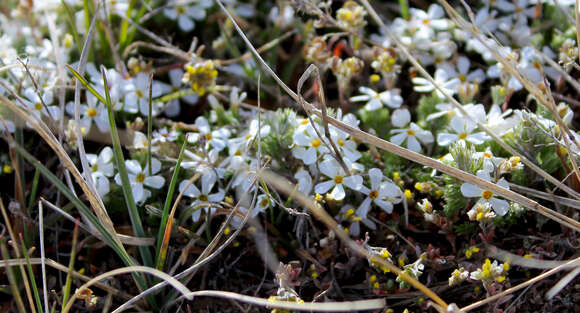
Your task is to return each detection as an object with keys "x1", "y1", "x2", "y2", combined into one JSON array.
[{"x1": 183, "y1": 60, "x2": 218, "y2": 96}]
